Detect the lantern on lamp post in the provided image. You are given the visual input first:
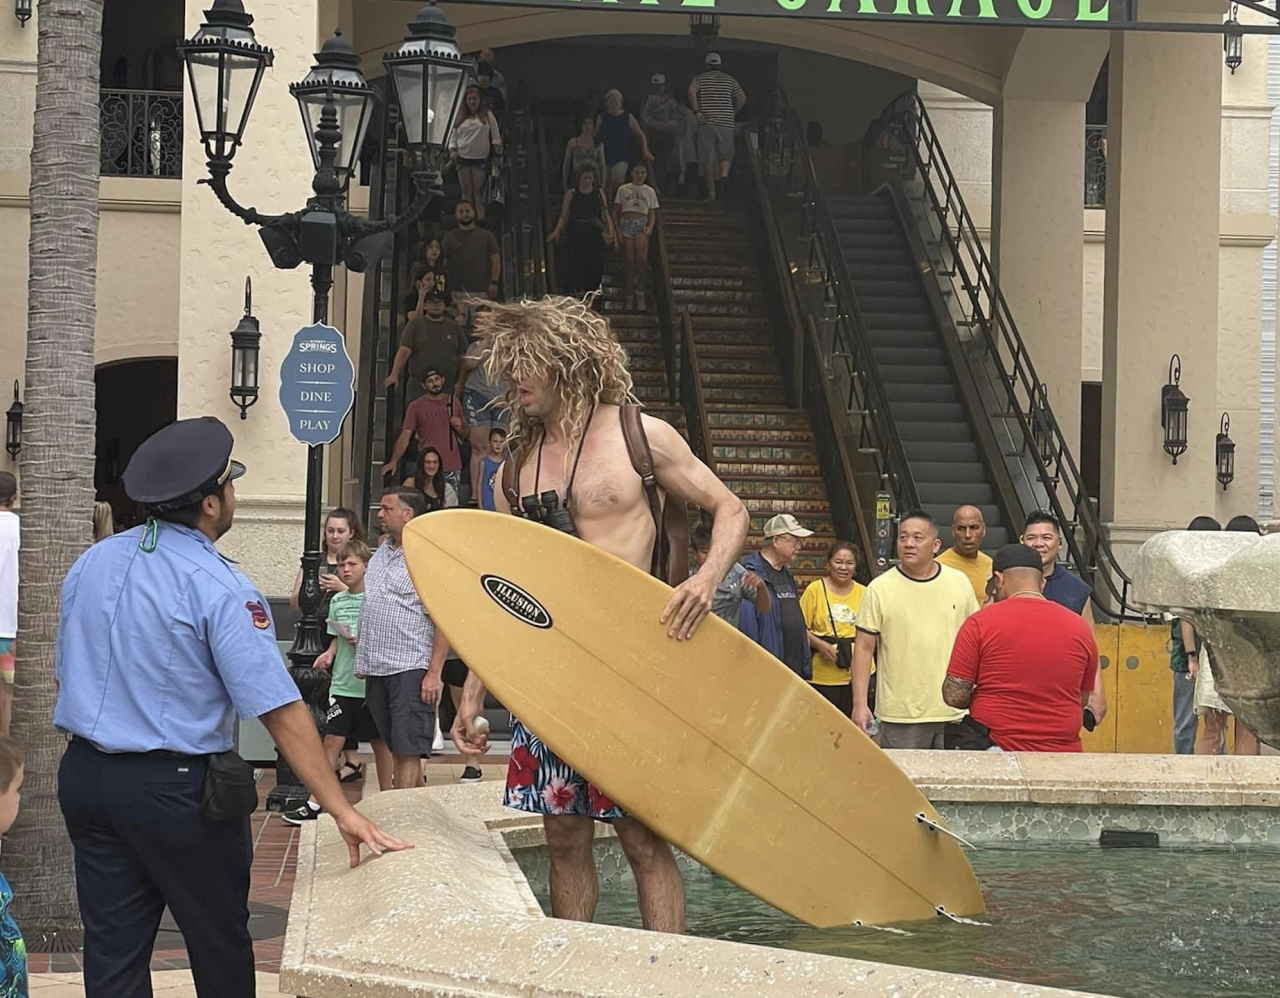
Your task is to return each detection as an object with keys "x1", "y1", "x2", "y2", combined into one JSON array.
[
  {"x1": 229, "y1": 277, "x2": 262, "y2": 420},
  {"x1": 4, "y1": 382, "x2": 21, "y2": 459}
]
